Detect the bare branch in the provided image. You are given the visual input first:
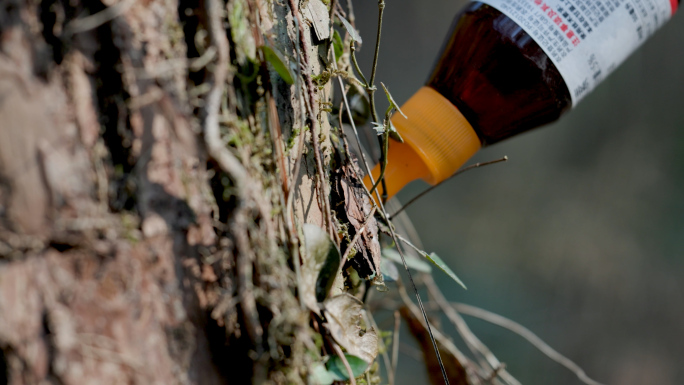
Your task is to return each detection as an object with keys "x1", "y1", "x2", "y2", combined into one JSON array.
[
  {"x1": 423, "y1": 276, "x2": 521, "y2": 385},
  {"x1": 391, "y1": 156, "x2": 508, "y2": 218},
  {"x1": 453, "y1": 302, "x2": 606, "y2": 385}
]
